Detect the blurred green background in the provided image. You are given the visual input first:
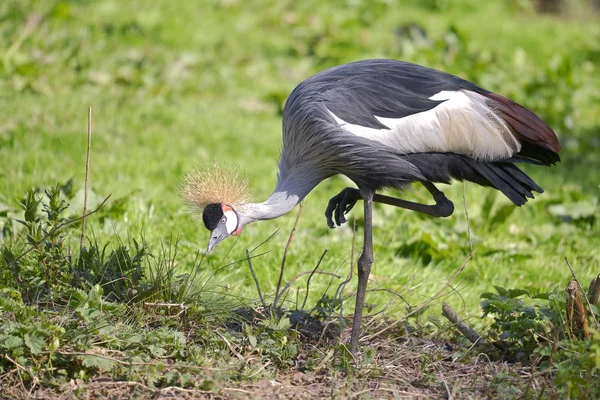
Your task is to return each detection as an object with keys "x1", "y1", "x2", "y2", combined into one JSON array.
[{"x1": 1, "y1": 0, "x2": 599, "y2": 317}]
